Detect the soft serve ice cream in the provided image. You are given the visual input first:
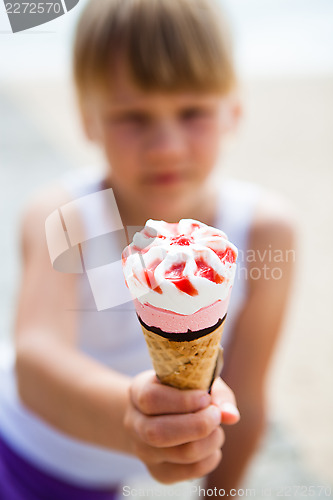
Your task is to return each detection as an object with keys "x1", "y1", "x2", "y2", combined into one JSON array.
[
  {"x1": 122, "y1": 219, "x2": 238, "y2": 390},
  {"x1": 122, "y1": 219, "x2": 237, "y2": 333}
]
